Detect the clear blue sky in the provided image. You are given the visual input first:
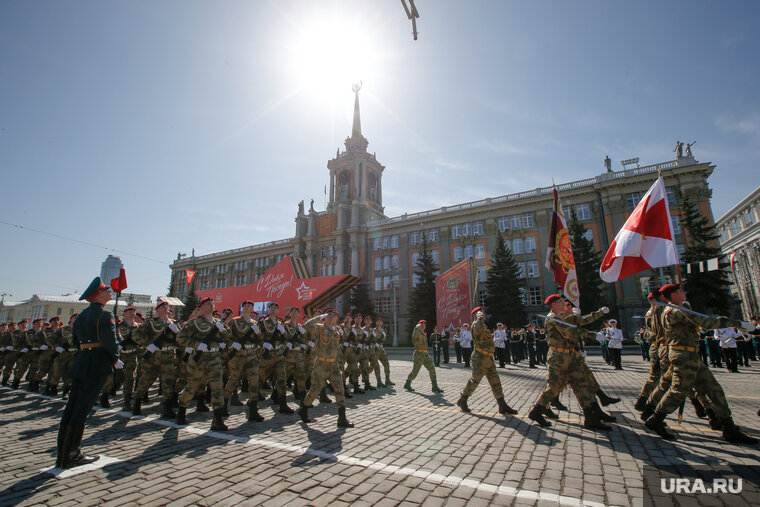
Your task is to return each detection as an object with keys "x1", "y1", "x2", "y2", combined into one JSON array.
[{"x1": 1, "y1": 1, "x2": 758, "y2": 300}]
